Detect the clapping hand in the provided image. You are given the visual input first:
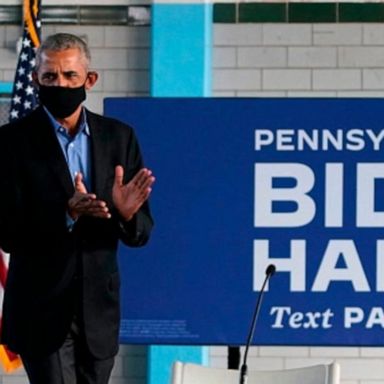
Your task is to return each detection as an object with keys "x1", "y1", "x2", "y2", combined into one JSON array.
[
  {"x1": 112, "y1": 166, "x2": 155, "y2": 221},
  {"x1": 68, "y1": 172, "x2": 111, "y2": 220}
]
